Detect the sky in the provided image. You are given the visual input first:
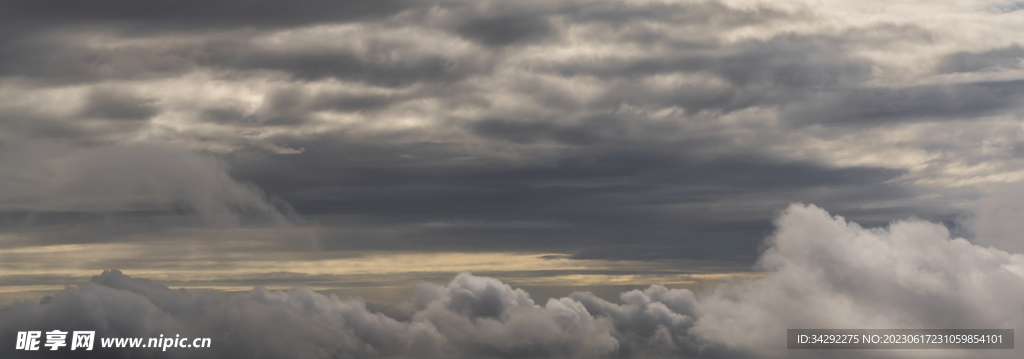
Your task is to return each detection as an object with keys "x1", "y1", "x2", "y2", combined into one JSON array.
[{"x1": 1, "y1": 0, "x2": 1024, "y2": 358}]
